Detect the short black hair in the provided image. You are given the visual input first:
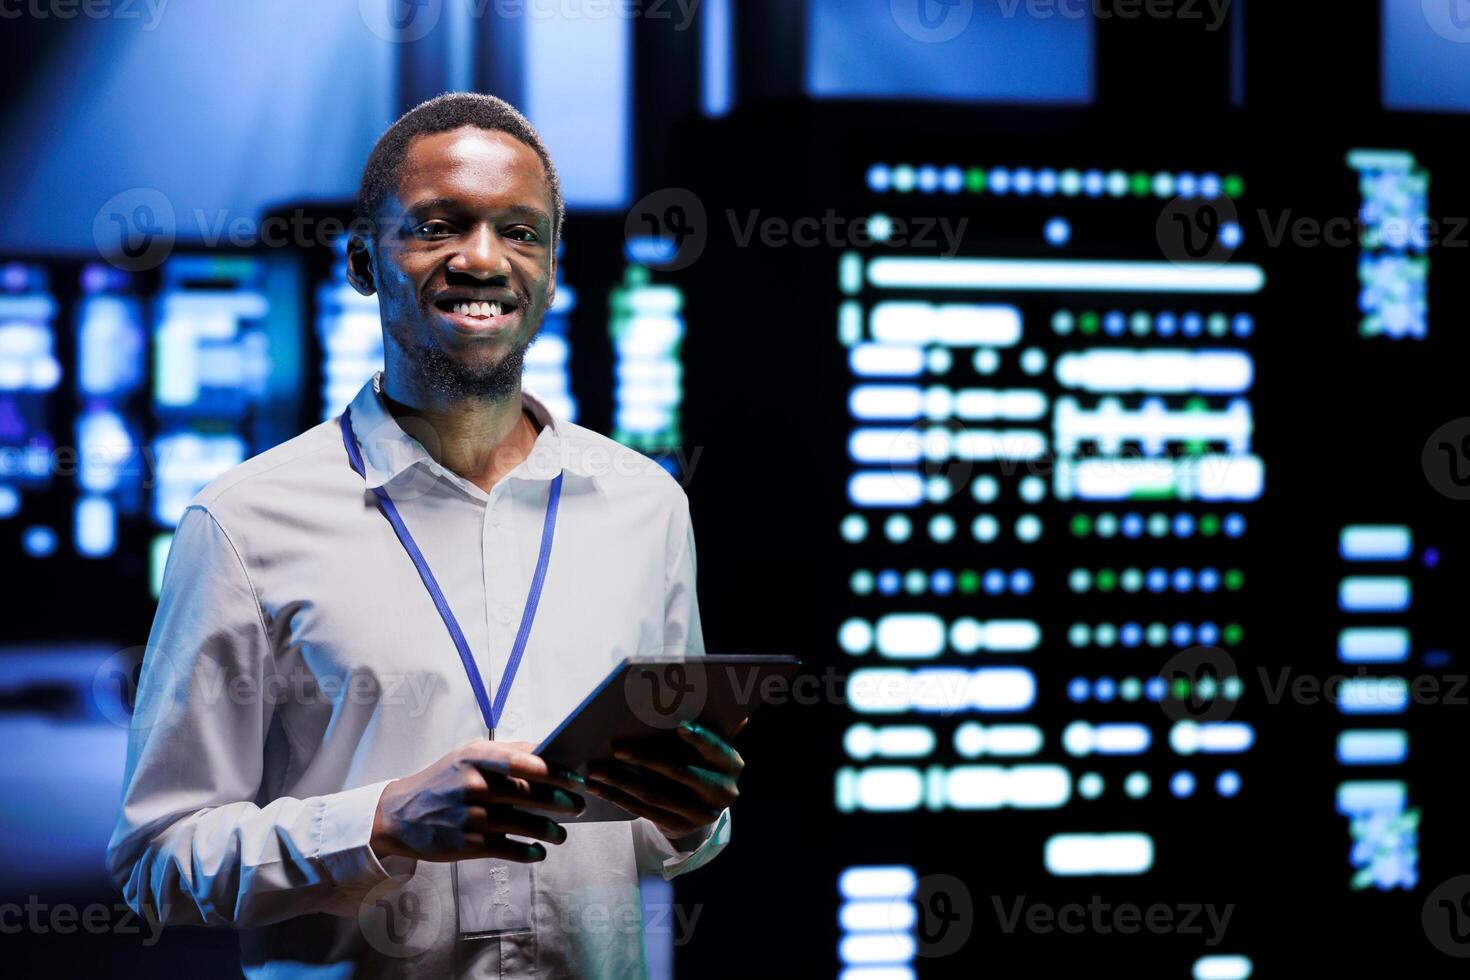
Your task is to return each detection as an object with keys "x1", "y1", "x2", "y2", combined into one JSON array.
[{"x1": 355, "y1": 92, "x2": 565, "y2": 242}]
